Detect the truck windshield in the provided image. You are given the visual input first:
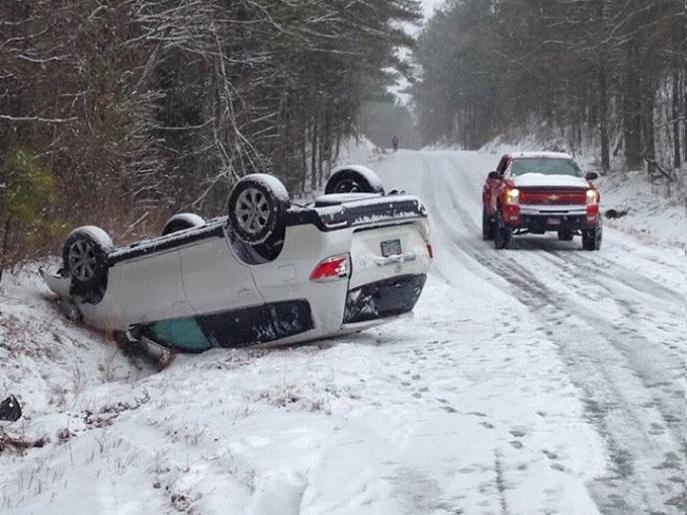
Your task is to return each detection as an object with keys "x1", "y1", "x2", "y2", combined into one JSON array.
[{"x1": 510, "y1": 158, "x2": 582, "y2": 177}]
